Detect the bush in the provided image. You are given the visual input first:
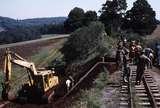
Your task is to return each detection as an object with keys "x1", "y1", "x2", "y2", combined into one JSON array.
[
  {"x1": 93, "y1": 71, "x2": 109, "y2": 90},
  {"x1": 70, "y1": 69, "x2": 109, "y2": 108},
  {"x1": 124, "y1": 32, "x2": 146, "y2": 47},
  {"x1": 61, "y1": 21, "x2": 112, "y2": 64}
]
